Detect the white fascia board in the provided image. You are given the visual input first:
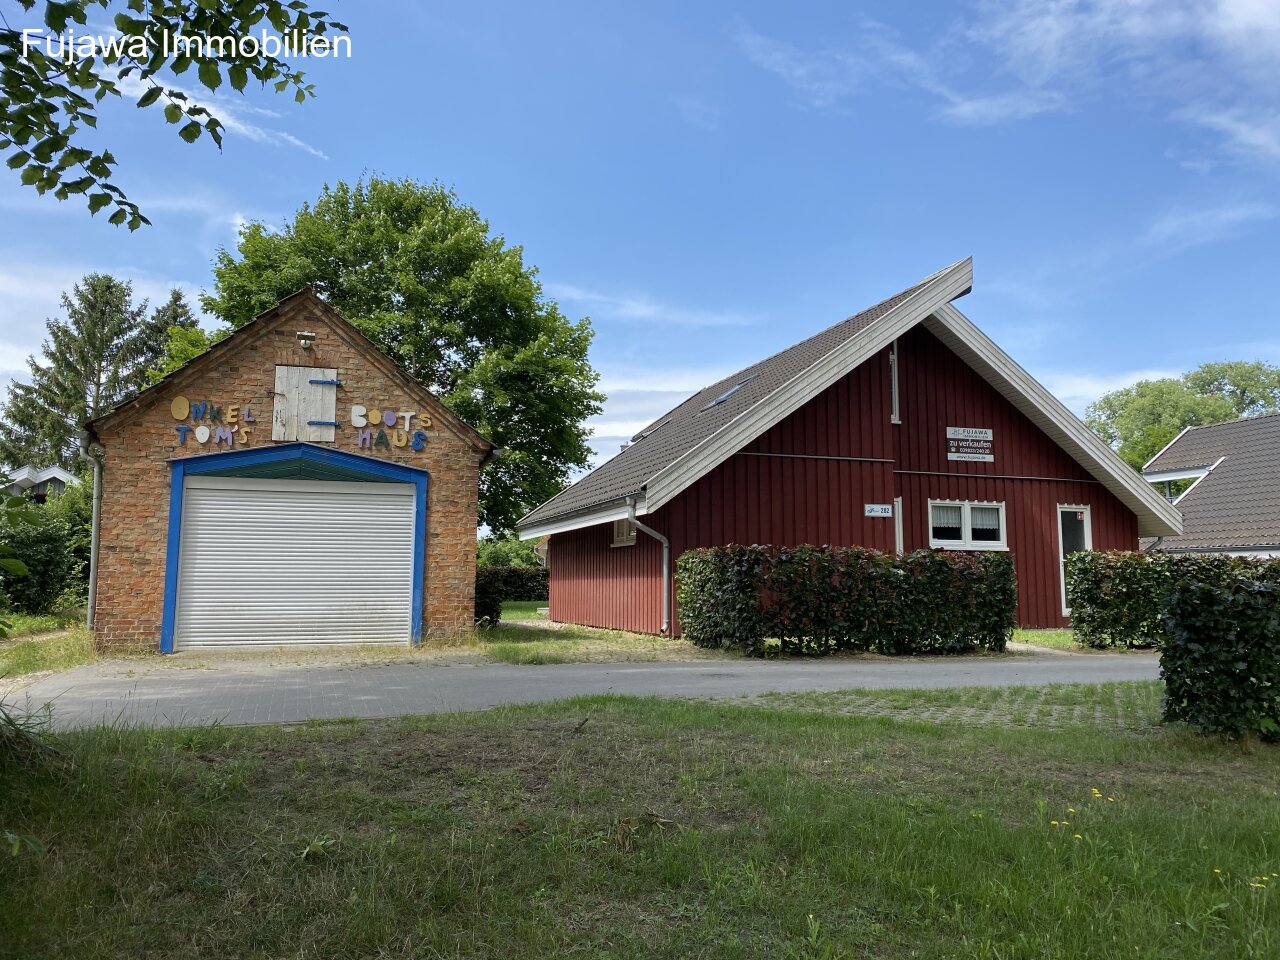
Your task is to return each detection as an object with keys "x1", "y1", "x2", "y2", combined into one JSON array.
[
  {"x1": 1142, "y1": 466, "x2": 1214, "y2": 483},
  {"x1": 930, "y1": 304, "x2": 1183, "y2": 538},
  {"x1": 1171, "y1": 456, "x2": 1225, "y2": 506},
  {"x1": 35, "y1": 465, "x2": 78, "y2": 485},
  {"x1": 643, "y1": 258, "x2": 975, "y2": 512},
  {"x1": 1142, "y1": 426, "x2": 1192, "y2": 472},
  {"x1": 517, "y1": 499, "x2": 647, "y2": 540},
  {"x1": 4, "y1": 464, "x2": 78, "y2": 489}
]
